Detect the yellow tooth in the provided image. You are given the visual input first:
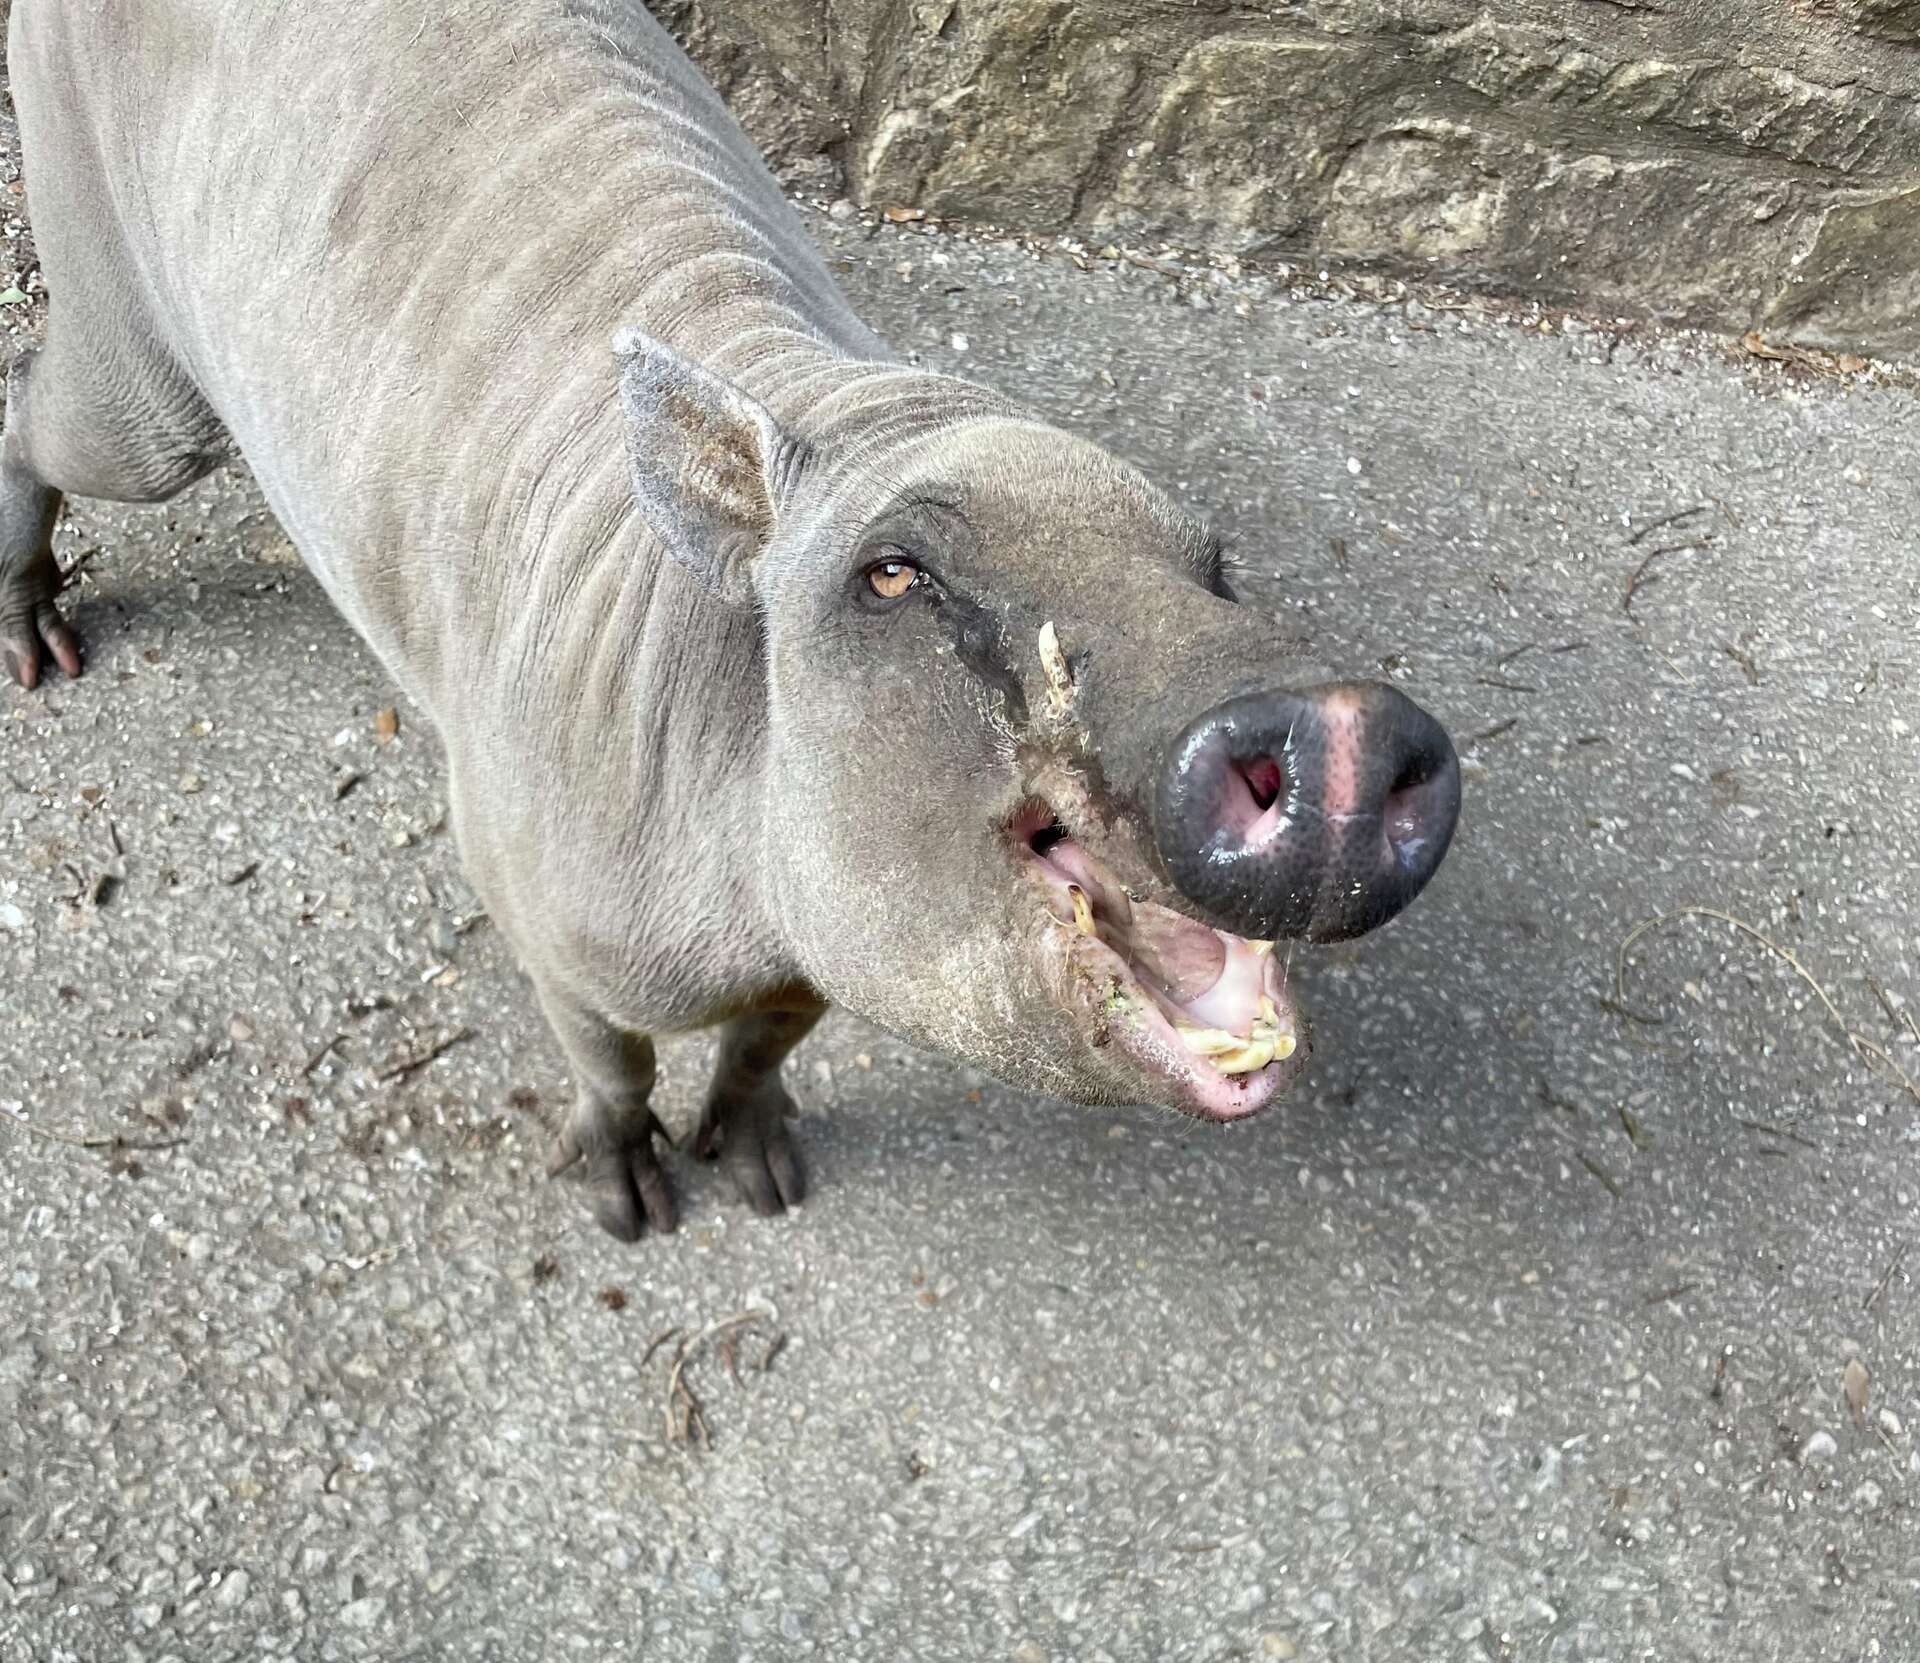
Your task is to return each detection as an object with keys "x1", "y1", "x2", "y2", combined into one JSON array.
[
  {"x1": 1177, "y1": 1025, "x2": 1245, "y2": 1058},
  {"x1": 1179, "y1": 1000, "x2": 1296, "y2": 1072},
  {"x1": 1068, "y1": 884, "x2": 1096, "y2": 936},
  {"x1": 1212, "y1": 1039, "x2": 1275, "y2": 1075}
]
